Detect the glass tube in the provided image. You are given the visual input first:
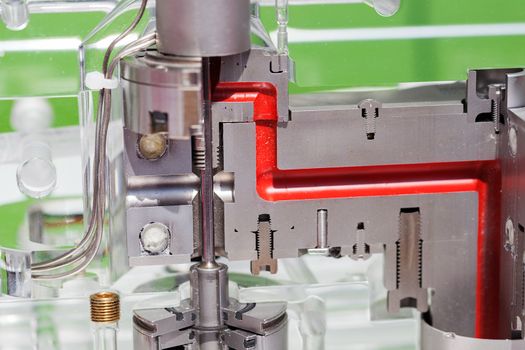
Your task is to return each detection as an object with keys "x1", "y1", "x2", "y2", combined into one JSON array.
[
  {"x1": 93, "y1": 323, "x2": 118, "y2": 350},
  {"x1": 0, "y1": 0, "x2": 29, "y2": 30},
  {"x1": 275, "y1": 0, "x2": 288, "y2": 53}
]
